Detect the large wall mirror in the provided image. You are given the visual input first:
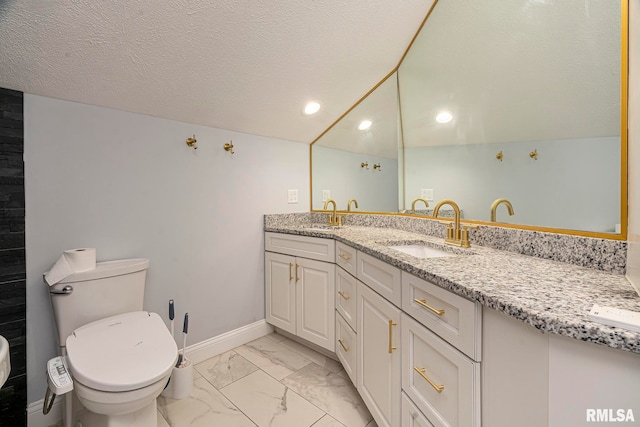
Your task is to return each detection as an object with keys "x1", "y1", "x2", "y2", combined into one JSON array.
[{"x1": 311, "y1": 0, "x2": 628, "y2": 239}]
